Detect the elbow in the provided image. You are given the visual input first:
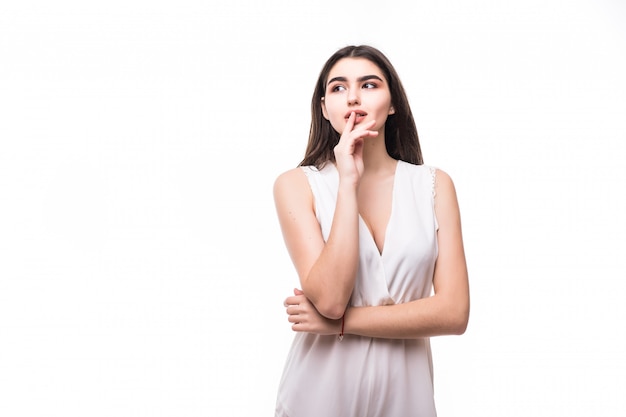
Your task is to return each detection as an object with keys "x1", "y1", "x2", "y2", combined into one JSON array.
[
  {"x1": 302, "y1": 284, "x2": 349, "y2": 320},
  {"x1": 439, "y1": 295, "x2": 469, "y2": 335},
  {"x1": 440, "y1": 290, "x2": 469, "y2": 335},
  {"x1": 451, "y1": 315, "x2": 469, "y2": 335},
  {"x1": 450, "y1": 306, "x2": 470, "y2": 335},
  {"x1": 316, "y1": 302, "x2": 347, "y2": 320}
]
